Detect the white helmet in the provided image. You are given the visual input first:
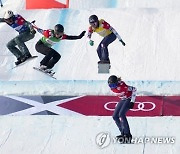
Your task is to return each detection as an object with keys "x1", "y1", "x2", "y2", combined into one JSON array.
[{"x1": 4, "y1": 10, "x2": 14, "y2": 19}]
